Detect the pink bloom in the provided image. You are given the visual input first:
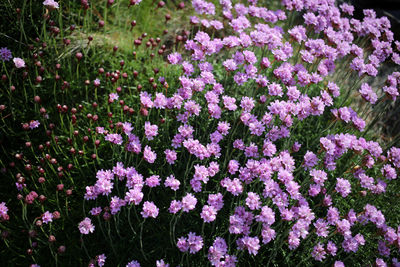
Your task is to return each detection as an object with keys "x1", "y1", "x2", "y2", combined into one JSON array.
[
  {"x1": 43, "y1": 0, "x2": 59, "y2": 9},
  {"x1": 200, "y1": 205, "x2": 217, "y2": 223},
  {"x1": 169, "y1": 200, "x2": 182, "y2": 214},
  {"x1": 97, "y1": 254, "x2": 106, "y2": 267},
  {"x1": 125, "y1": 189, "x2": 143, "y2": 205},
  {"x1": 141, "y1": 201, "x2": 159, "y2": 218},
  {"x1": 335, "y1": 178, "x2": 351, "y2": 197},
  {"x1": 164, "y1": 149, "x2": 177, "y2": 164},
  {"x1": 126, "y1": 260, "x2": 141, "y2": 267},
  {"x1": 237, "y1": 236, "x2": 260, "y2": 255},
  {"x1": 311, "y1": 243, "x2": 326, "y2": 261},
  {"x1": 13, "y1": 57, "x2": 25, "y2": 68},
  {"x1": 245, "y1": 192, "x2": 261, "y2": 210},
  {"x1": 42, "y1": 211, "x2": 53, "y2": 224},
  {"x1": 182, "y1": 193, "x2": 197, "y2": 212},
  {"x1": 143, "y1": 146, "x2": 157, "y2": 163},
  {"x1": 177, "y1": 237, "x2": 189, "y2": 252},
  {"x1": 145, "y1": 175, "x2": 160, "y2": 188},
  {"x1": 109, "y1": 93, "x2": 119, "y2": 102},
  {"x1": 78, "y1": 217, "x2": 95, "y2": 234},
  {"x1": 0, "y1": 202, "x2": 8, "y2": 220},
  {"x1": 29, "y1": 120, "x2": 40, "y2": 129},
  {"x1": 144, "y1": 122, "x2": 158, "y2": 141},
  {"x1": 105, "y1": 133, "x2": 123, "y2": 145},
  {"x1": 89, "y1": 207, "x2": 102, "y2": 216},
  {"x1": 164, "y1": 175, "x2": 180, "y2": 191},
  {"x1": 187, "y1": 232, "x2": 203, "y2": 254},
  {"x1": 207, "y1": 193, "x2": 223, "y2": 210},
  {"x1": 168, "y1": 52, "x2": 182, "y2": 65}
]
